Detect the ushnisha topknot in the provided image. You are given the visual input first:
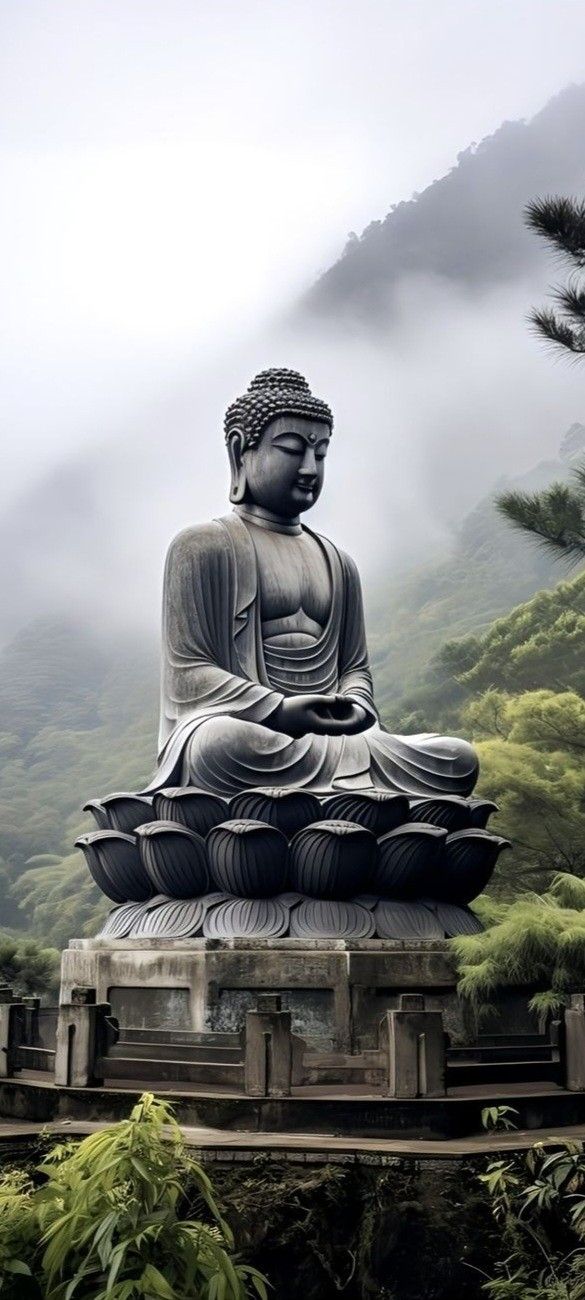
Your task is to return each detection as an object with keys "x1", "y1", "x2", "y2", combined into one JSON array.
[{"x1": 224, "y1": 368, "x2": 333, "y2": 449}]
